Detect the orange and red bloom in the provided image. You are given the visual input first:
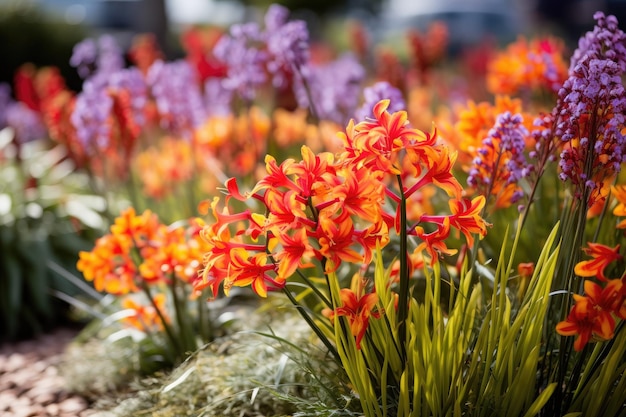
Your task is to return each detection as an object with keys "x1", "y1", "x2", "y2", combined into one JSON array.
[
  {"x1": 193, "y1": 100, "x2": 489, "y2": 303},
  {"x1": 77, "y1": 207, "x2": 208, "y2": 295},
  {"x1": 557, "y1": 242, "x2": 626, "y2": 351}
]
